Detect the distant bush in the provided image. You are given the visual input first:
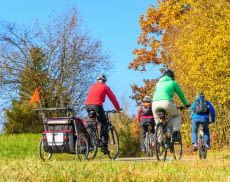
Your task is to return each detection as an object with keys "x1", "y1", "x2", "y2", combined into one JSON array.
[
  {"x1": 4, "y1": 100, "x2": 43, "y2": 134},
  {"x1": 109, "y1": 111, "x2": 142, "y2": 157}
]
